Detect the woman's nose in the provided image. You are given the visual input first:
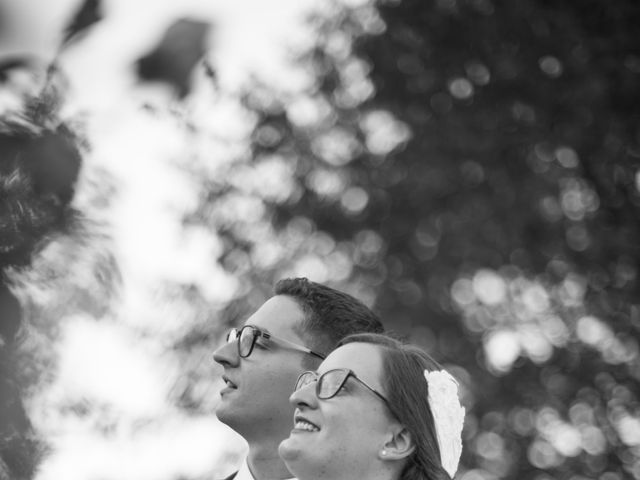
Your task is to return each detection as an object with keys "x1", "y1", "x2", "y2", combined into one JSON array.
[{"x1": 289, "y1": 380, "x2": 318, "y2": 409}]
